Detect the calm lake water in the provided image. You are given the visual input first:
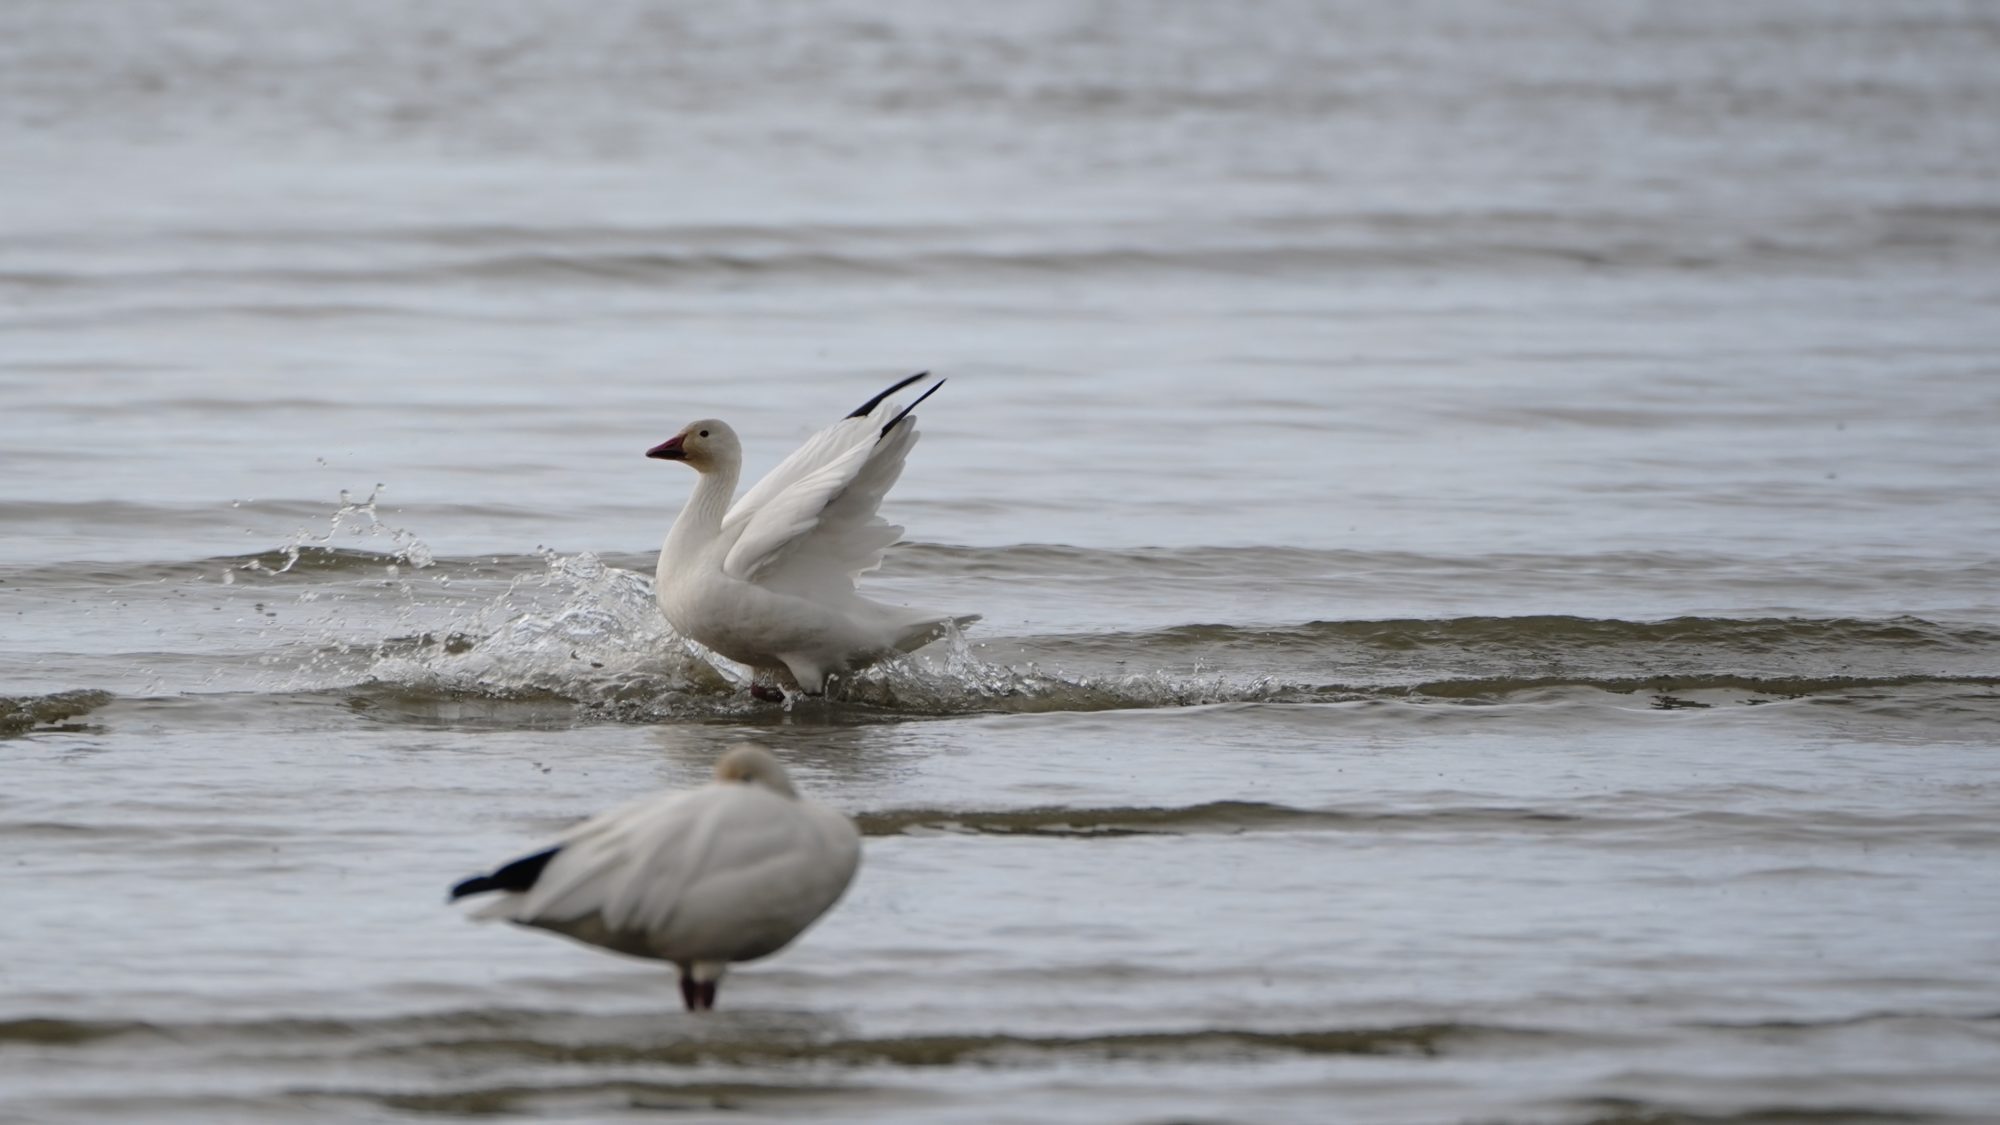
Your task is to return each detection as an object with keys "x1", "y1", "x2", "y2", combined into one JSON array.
[{"x1": 5, "y1": 1, "x2": 2000, "y2": 1122}]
